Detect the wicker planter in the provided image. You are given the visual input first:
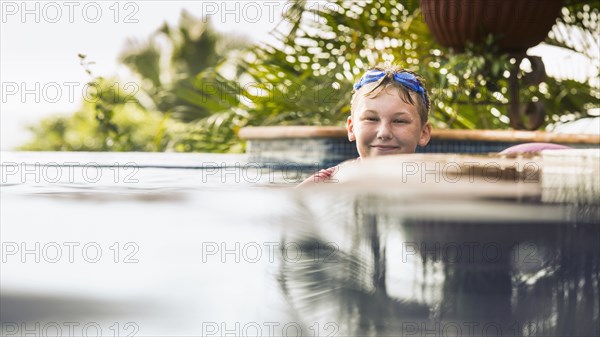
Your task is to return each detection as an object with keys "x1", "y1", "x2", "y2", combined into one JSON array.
[{"x1": 420, "y1": 0, "x2": 563, "y2": 53}]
